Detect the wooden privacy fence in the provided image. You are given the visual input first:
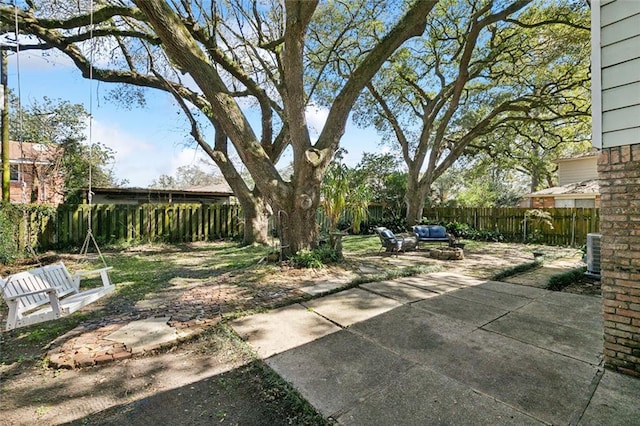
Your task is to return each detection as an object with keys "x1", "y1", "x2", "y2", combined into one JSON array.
[
  {"x1": 36, "y1": 204, "x2": 242, "y2": 249},
  {"x1": 419, "y1": 207, "x2": 600, "y2": 247},
  {"x1": 316, "y1": 205, "x2": 598, "y2": 247},
  {"x1": 20, "y1": 204, "x2": 599, "y2": 250}
]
